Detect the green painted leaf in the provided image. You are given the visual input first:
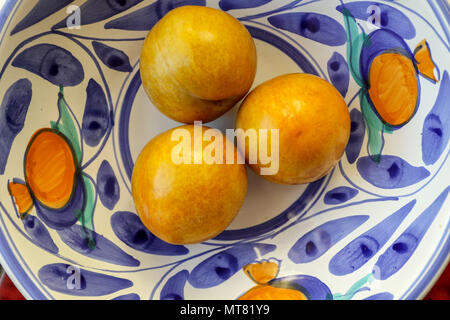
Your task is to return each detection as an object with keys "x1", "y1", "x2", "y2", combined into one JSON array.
[
  {"x1": 333, "y1": 273, "x2": 374, "y2": 300},
  {"x1": 360, "y1": 91, "x2": 384, "y2": 163},
  {"x1": 342, "y1": 8, "x2": 367, "y2": 87},
  {"x1": 52, "y1": 87, "x2": 82, "y2": 164},
  {"x1": 77, "y1": 174, "x2": 96, "y2": 250}
]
